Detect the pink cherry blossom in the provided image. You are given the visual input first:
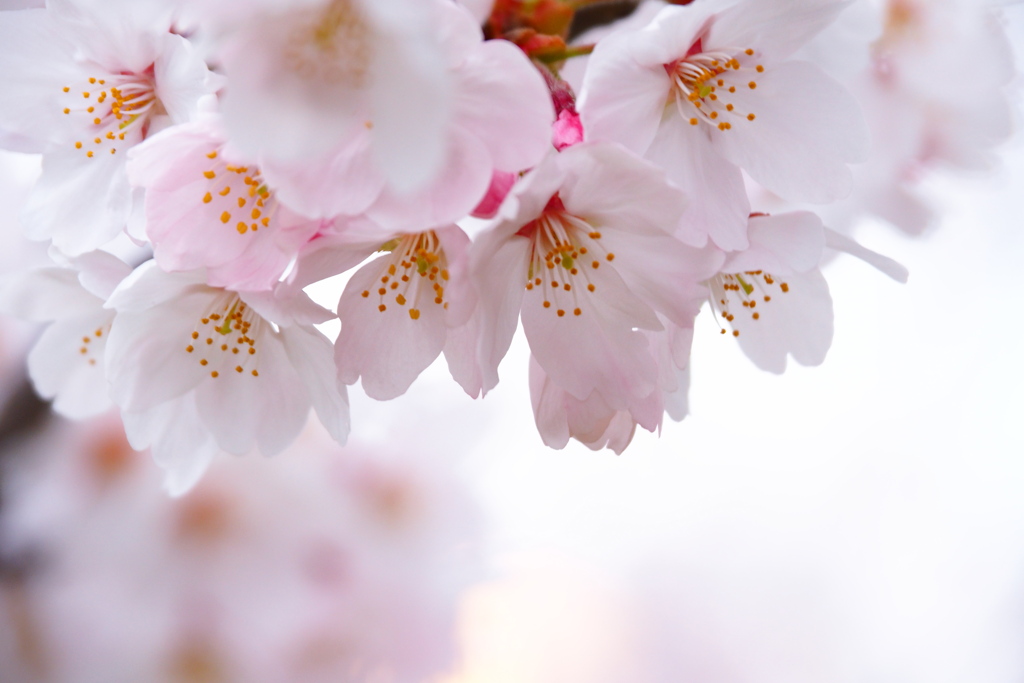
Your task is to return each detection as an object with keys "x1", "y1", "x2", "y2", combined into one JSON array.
[
  {"x1": 578, "y1": 0, "x2": 868, "y2": 250},
  {"x1": 335, "y1": 226, "x2": 477, "y2": 400},
  {"x1": 127, "y1": 117, "x2": 323, "y2": 291},
  {"x1": 468, "y1": 142, "x2": 722, "y2": 419},
  {"x1": 253, "y1": 0, "x2": 554, "y2": 229}
]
